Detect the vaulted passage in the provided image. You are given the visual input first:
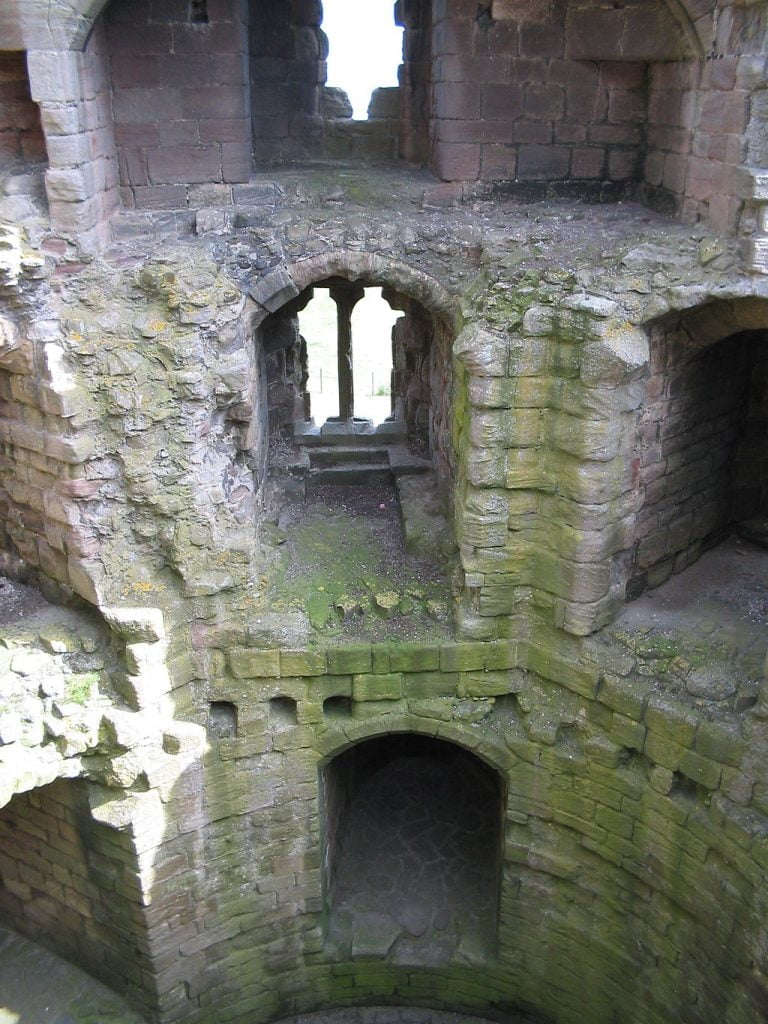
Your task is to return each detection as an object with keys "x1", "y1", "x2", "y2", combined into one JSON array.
[{"x1": 321, "y1": 735, "x2": 504, "y2": 964}]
